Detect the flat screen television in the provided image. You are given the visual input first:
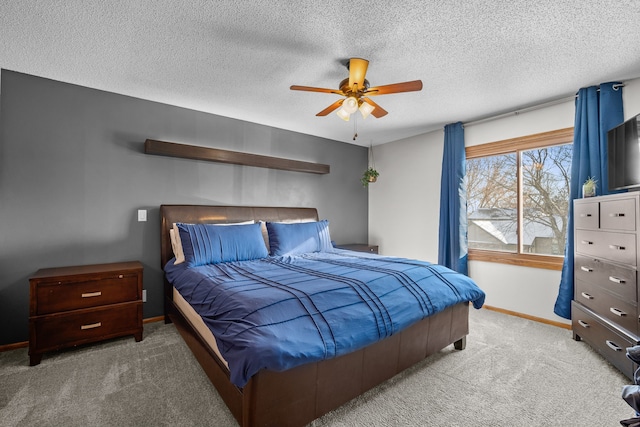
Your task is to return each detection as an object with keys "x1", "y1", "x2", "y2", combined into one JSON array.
[{"x1": 608, "y1": 113, "x2": 640, "y2": 191}]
